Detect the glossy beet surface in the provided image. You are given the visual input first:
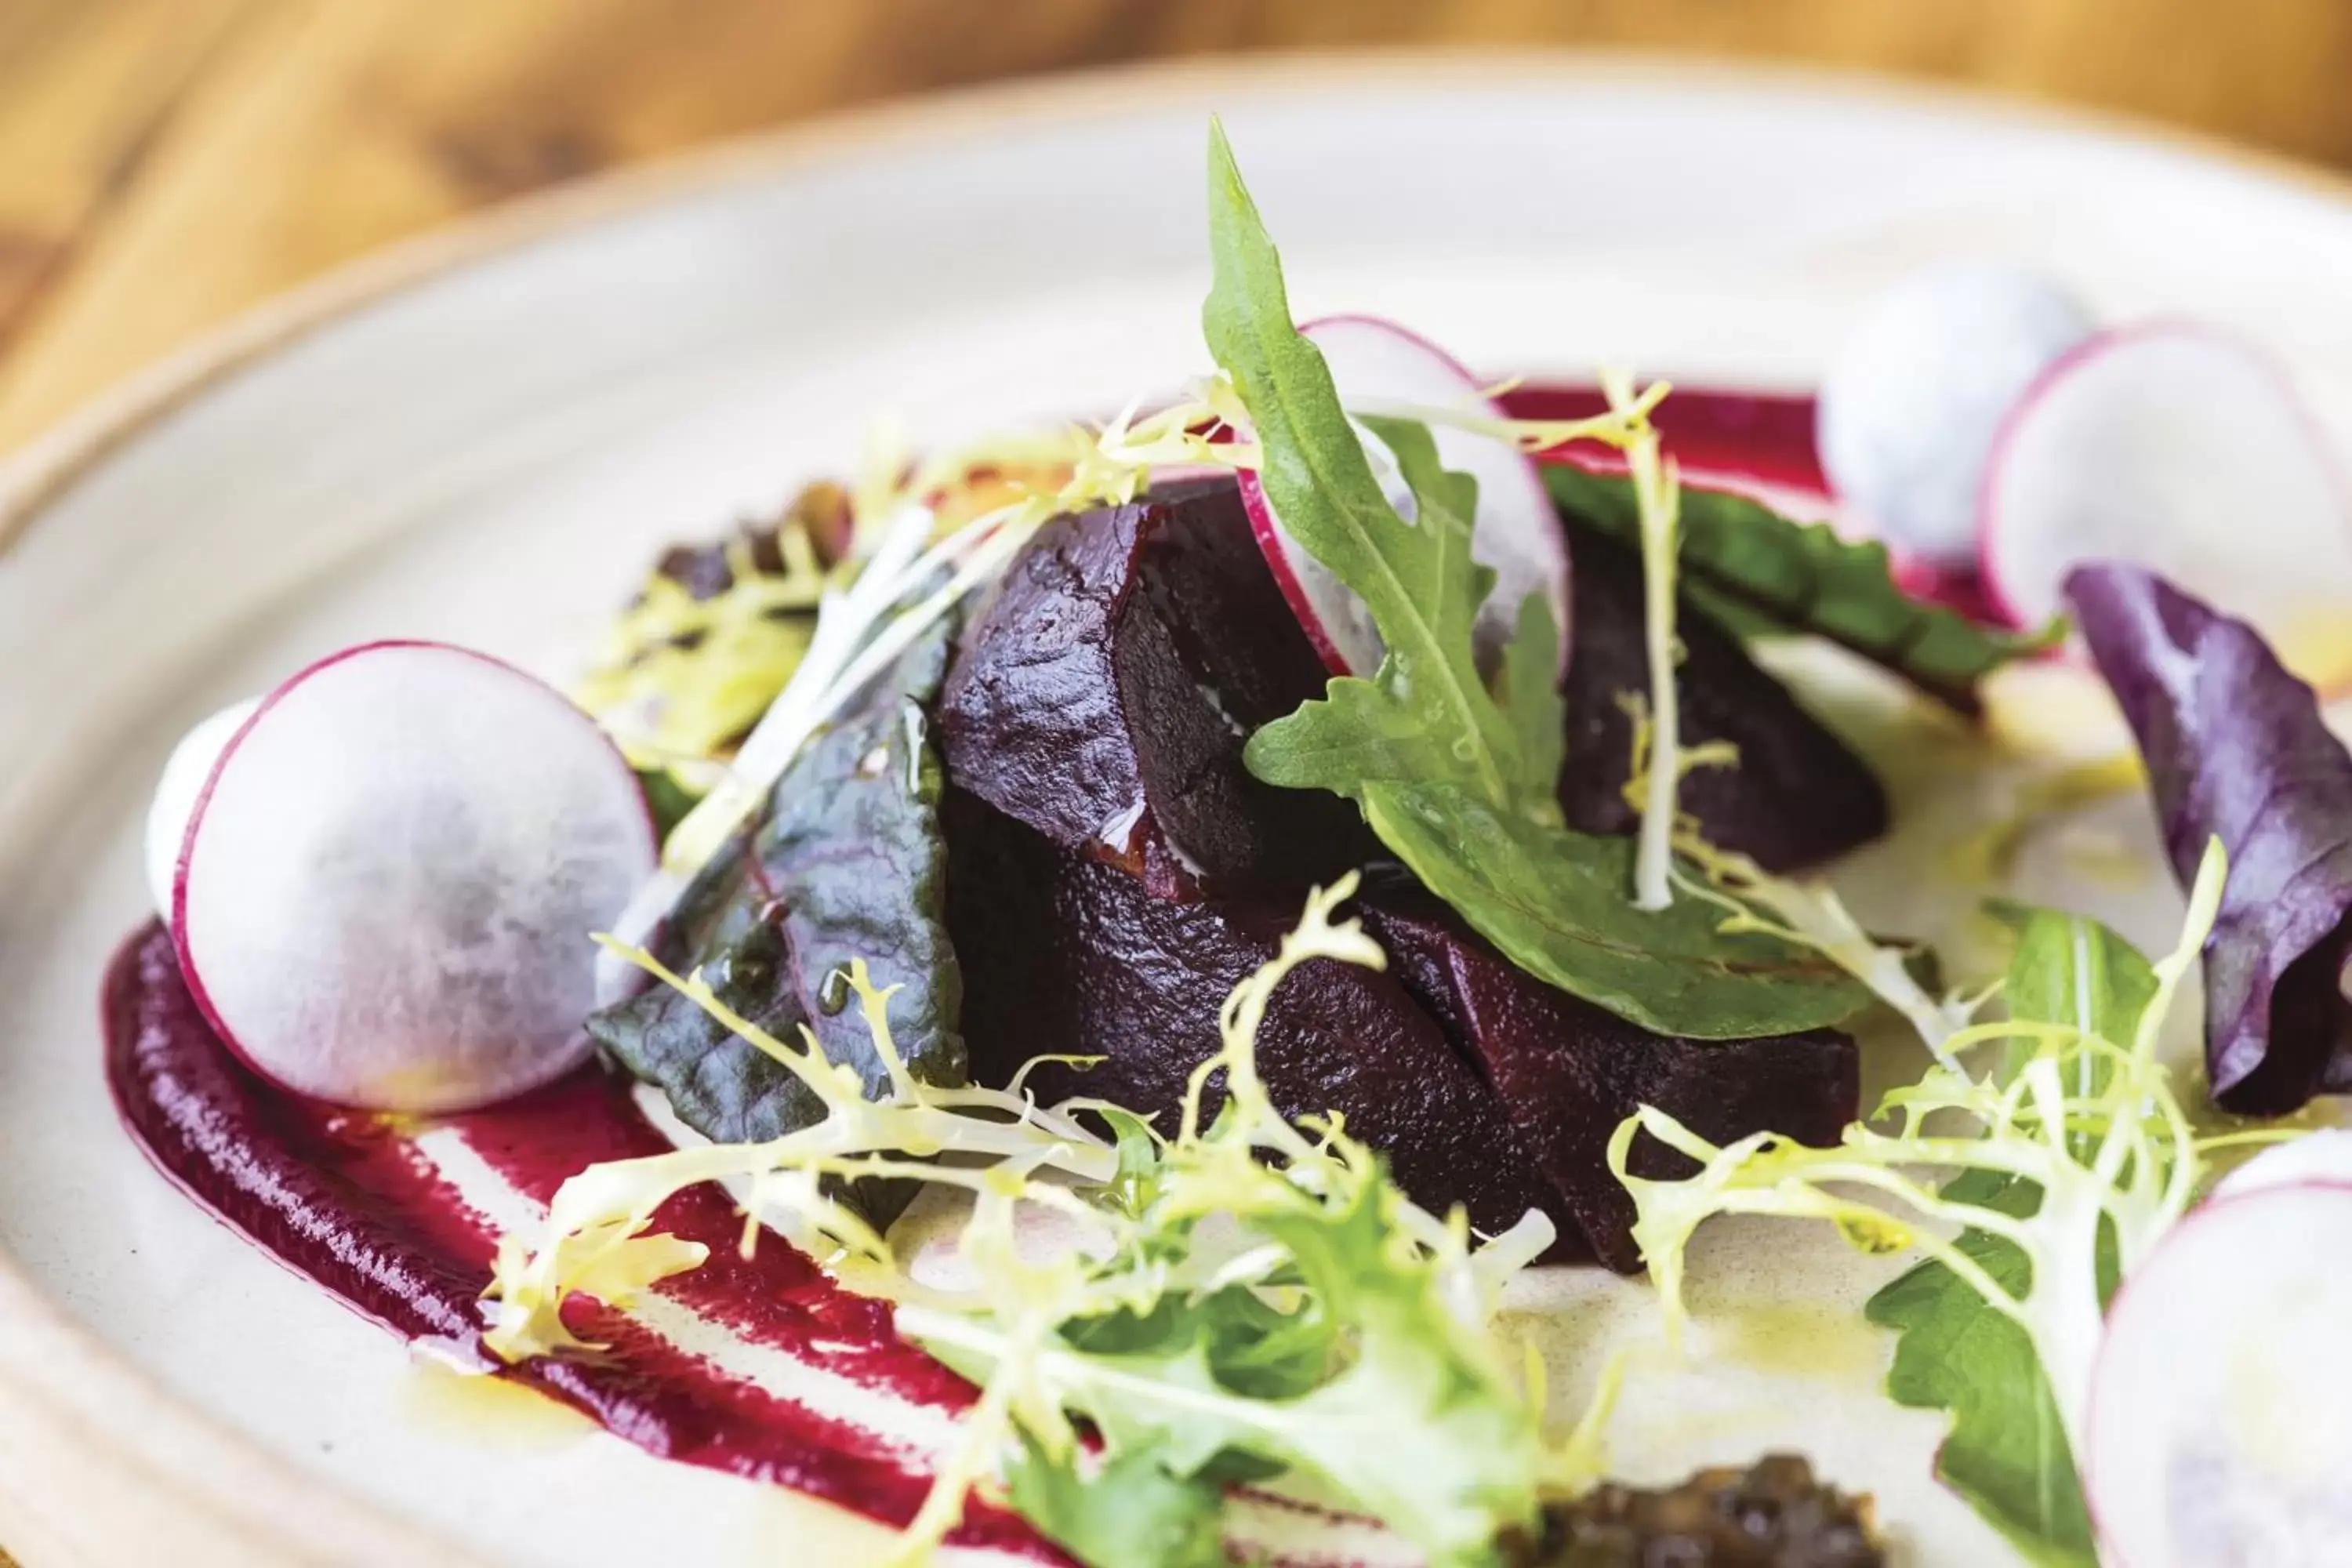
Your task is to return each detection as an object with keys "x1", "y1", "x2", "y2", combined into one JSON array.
[
  {"x1": 945, "y1": 793, "x2": 1858, "y2": 1269},
  {"x1": 1357, "y1": 877, "x2": 1859, "y2": 1271},
  {"x1": 1558, "y1": 530, "x2": 1889, "y2": 871},
  {"x1": 938, "y1": 476, "x2": 1372, "y2": 899},
  {"x1": 943, "y1": 787, "x2": 1581, "y2": 1253}
]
